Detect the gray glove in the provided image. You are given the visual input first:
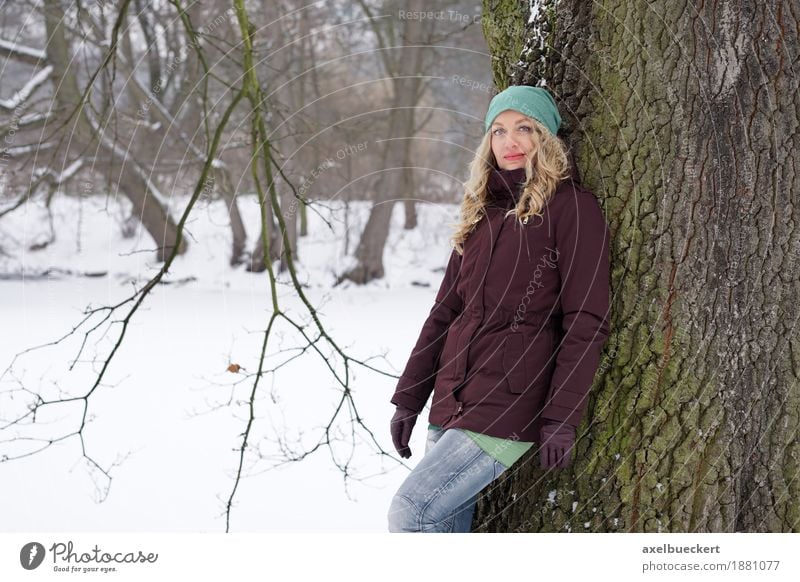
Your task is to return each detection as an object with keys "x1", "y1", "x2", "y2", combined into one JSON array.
[
  {"x1": 390, "y1": 405, "x2": 418, "y2": 458},
  {"x1": 539, "y1": 420, "x2": 576, "y2": 469}
]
